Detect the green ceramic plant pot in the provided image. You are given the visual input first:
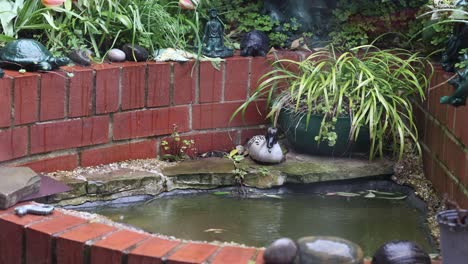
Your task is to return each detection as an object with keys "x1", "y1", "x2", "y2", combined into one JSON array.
[{"x1": 278, "y1": 110, "x2": 371, "y2": 156}]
